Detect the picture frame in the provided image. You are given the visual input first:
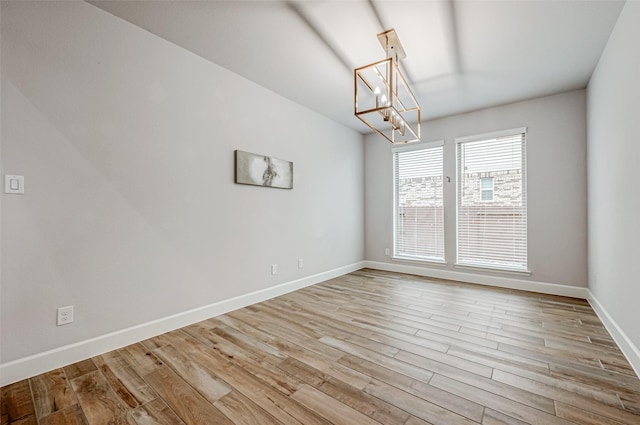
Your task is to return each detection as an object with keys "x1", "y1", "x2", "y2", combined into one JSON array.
[{"x1": 234, "y1": 150, "x2": 293, "y2": 189}]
